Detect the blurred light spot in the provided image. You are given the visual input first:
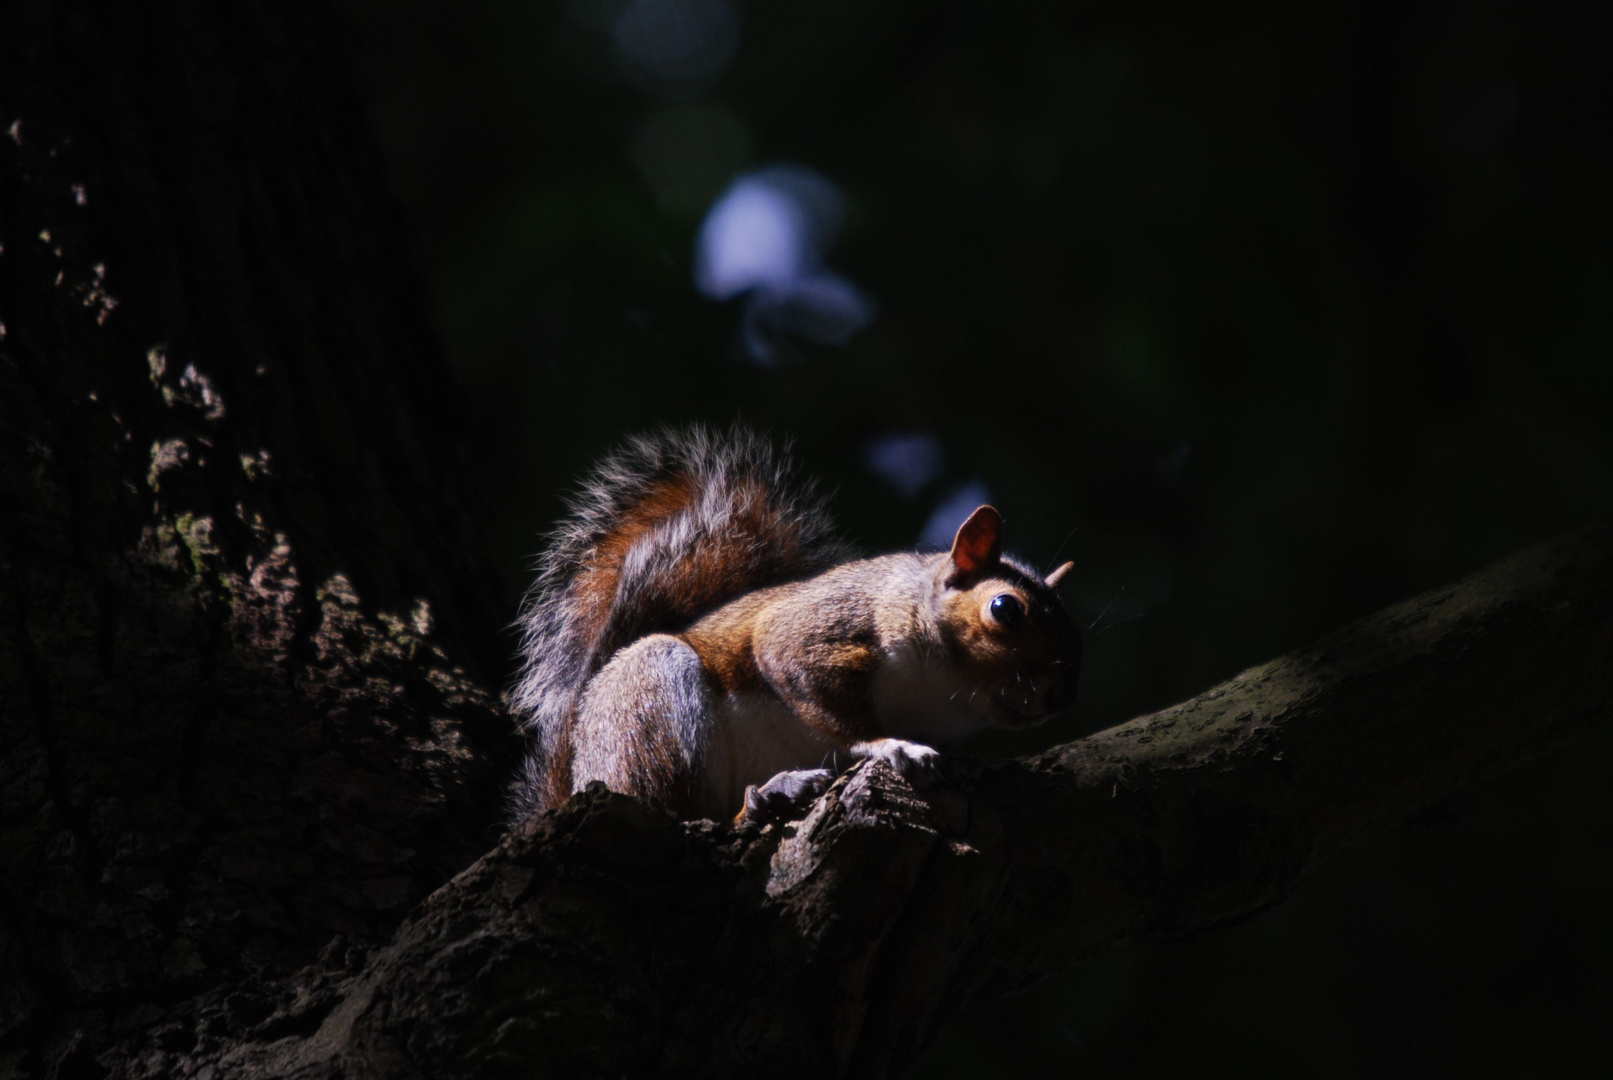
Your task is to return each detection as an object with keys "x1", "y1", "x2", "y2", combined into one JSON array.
[
  {"x1": 697, "y1": 168, "x2": 835, "y2": 299},
  {"x1": 630, "y1": 102, "x2": 752, "y2": 220},
  {"x1": 695, "y1": 165, "x2": 874, "y2": 363},
  {"x1": 864, "y1": 432, "x2": 946, "y2": 498},
  {"x1": 739, "y1": 276, "x2": 871, "y2": 358},
  {"x1": 611, "y1": 0, "x2": 740, "y2": 98},
  {"x1": 920, "y1": 479, "x2": 993, "y2": 550}
]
